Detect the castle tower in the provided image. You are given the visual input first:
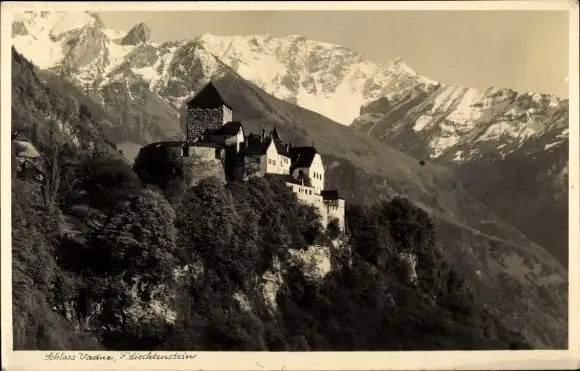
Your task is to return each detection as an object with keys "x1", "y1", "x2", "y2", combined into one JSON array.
[{"x1": 185, "y1": 81, "x2": 234, "y2": 143}]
